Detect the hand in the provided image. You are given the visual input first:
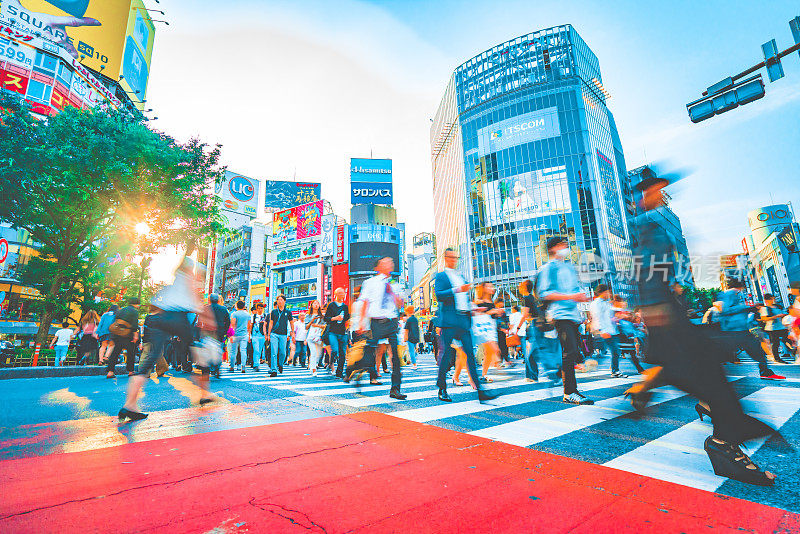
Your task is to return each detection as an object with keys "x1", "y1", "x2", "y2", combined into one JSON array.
[
  {"x1": 334, "y1": 315, "x2": 344, "y2": 321},
  {"x1": 6, "y1": 0, "x2": 100, "y2": 58},
  {"x1": 573, "y1": 293, "x2": 590, "y2": 303},
  {"x1": 459, "y1": 284, "x2": 472, "y2": 293},
  {"x1": 600, "y1": 333, "x2": 611, "y2": 339}
]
